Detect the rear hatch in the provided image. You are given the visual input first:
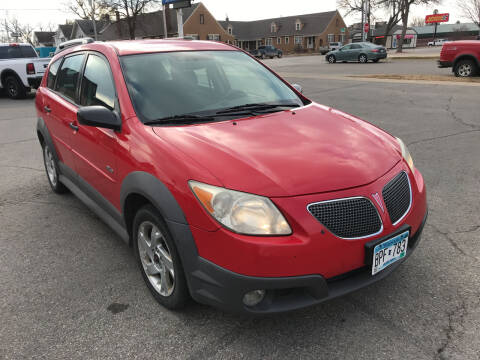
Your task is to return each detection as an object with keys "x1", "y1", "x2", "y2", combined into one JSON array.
[{"x1": 31, "y1": 58, "x2": 51, "y2": 76}]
